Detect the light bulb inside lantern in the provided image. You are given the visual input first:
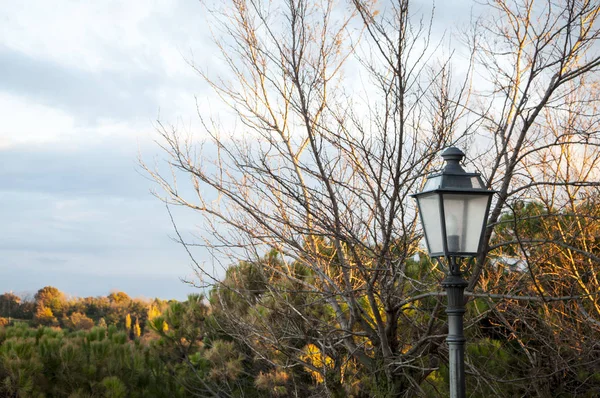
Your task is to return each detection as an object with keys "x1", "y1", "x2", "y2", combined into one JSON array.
[{"x1": 446, "y1": 214, "x2": 460, "y2": 253}]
